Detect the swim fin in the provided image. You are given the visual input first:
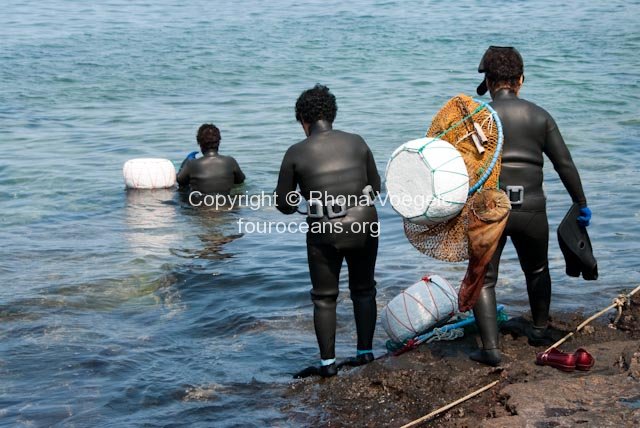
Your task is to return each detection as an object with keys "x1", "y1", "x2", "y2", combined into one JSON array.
[
  {"x1": 293, "y1": 366, "x2": 319, "y2": 379},
  {"x1": 337, "y1": 352, "x2": 375, "y2": 369},
  {"x1": 293, "y1": 363, "x2": 337, "y2": 379},
  {"x1": 557, "y1": 203, "x2": 598, "y2": 280}
]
